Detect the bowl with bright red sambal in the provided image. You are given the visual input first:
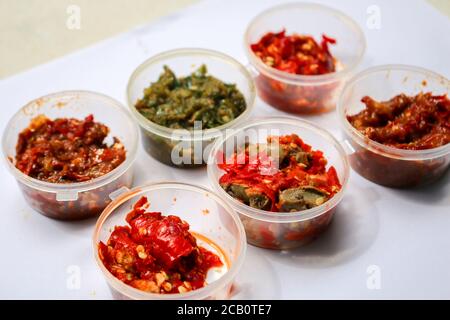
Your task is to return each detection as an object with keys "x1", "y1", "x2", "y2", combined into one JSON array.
[
  {"x1": 244, "y1": 3, "x2": 365, "y2": 114},
  {"x1": 93, "y1": 182, "x2": 246, "y2": 299},
  {"x1": 338, "y1": 65, "x2": 450, "y2": 188},
  {"x1": 207, "y1": 117, "x2": 349, "y2": 250},
  {"x1": 1, "y1": 91, "x2": 139, "y2": 220}
]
